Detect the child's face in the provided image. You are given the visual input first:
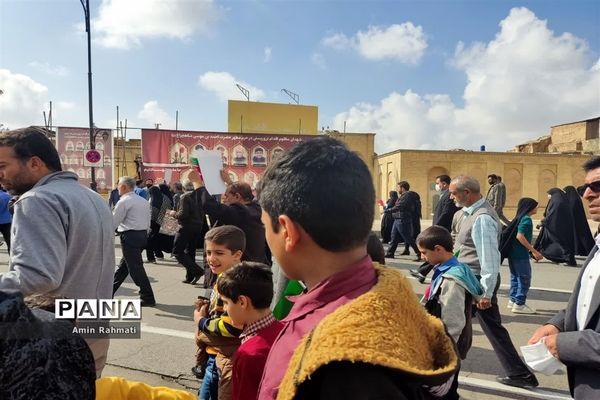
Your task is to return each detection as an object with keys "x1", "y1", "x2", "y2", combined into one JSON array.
[
  {"x1": 418, "y1": 245, "x2": 445, "y2": 265},
  {"x1": 221, "y1": 295, "x2": 247, "y2": 327},
  {"x1": 205, "y1": 241, "x2": 243, "y2": 275}
]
